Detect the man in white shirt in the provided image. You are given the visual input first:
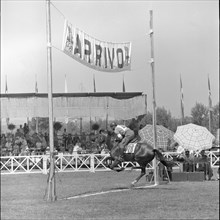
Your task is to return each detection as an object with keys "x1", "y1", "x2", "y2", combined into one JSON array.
[{"x1": 110, "y1": 122, "x2": 135, "y2": 162}]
